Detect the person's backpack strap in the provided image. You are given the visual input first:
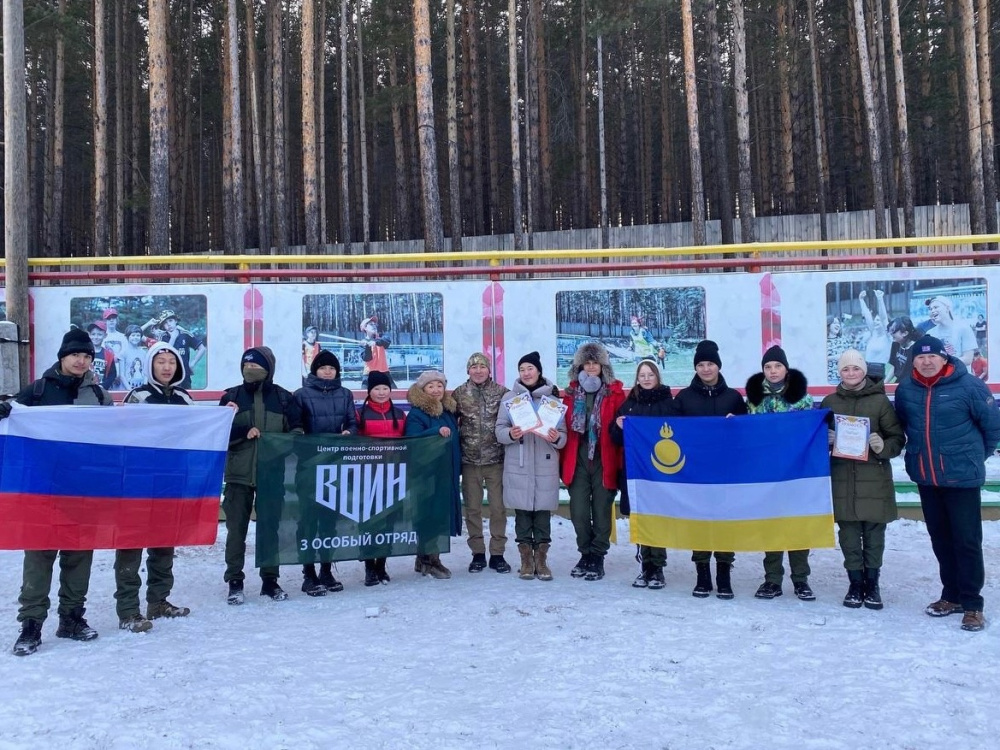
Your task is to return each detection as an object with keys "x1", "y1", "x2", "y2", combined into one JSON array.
[{"x1": 31, "y1": 378, "x2": 45, "y2": 405}]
